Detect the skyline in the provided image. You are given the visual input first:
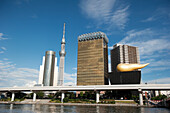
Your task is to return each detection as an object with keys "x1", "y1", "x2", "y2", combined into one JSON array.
[{"x1": 0, "y1": 0, "x2": 170, "y2": 87}]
